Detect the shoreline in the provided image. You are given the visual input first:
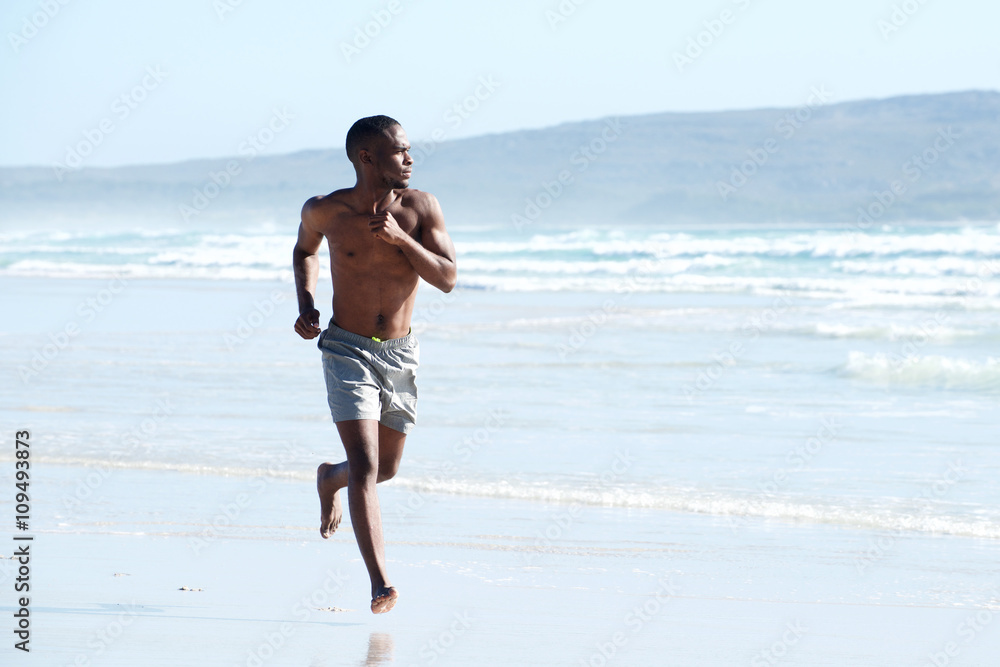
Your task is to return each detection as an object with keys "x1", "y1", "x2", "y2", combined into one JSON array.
[{"x1": 2, "y1": 464, "x2": 998, "y2": 664}]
